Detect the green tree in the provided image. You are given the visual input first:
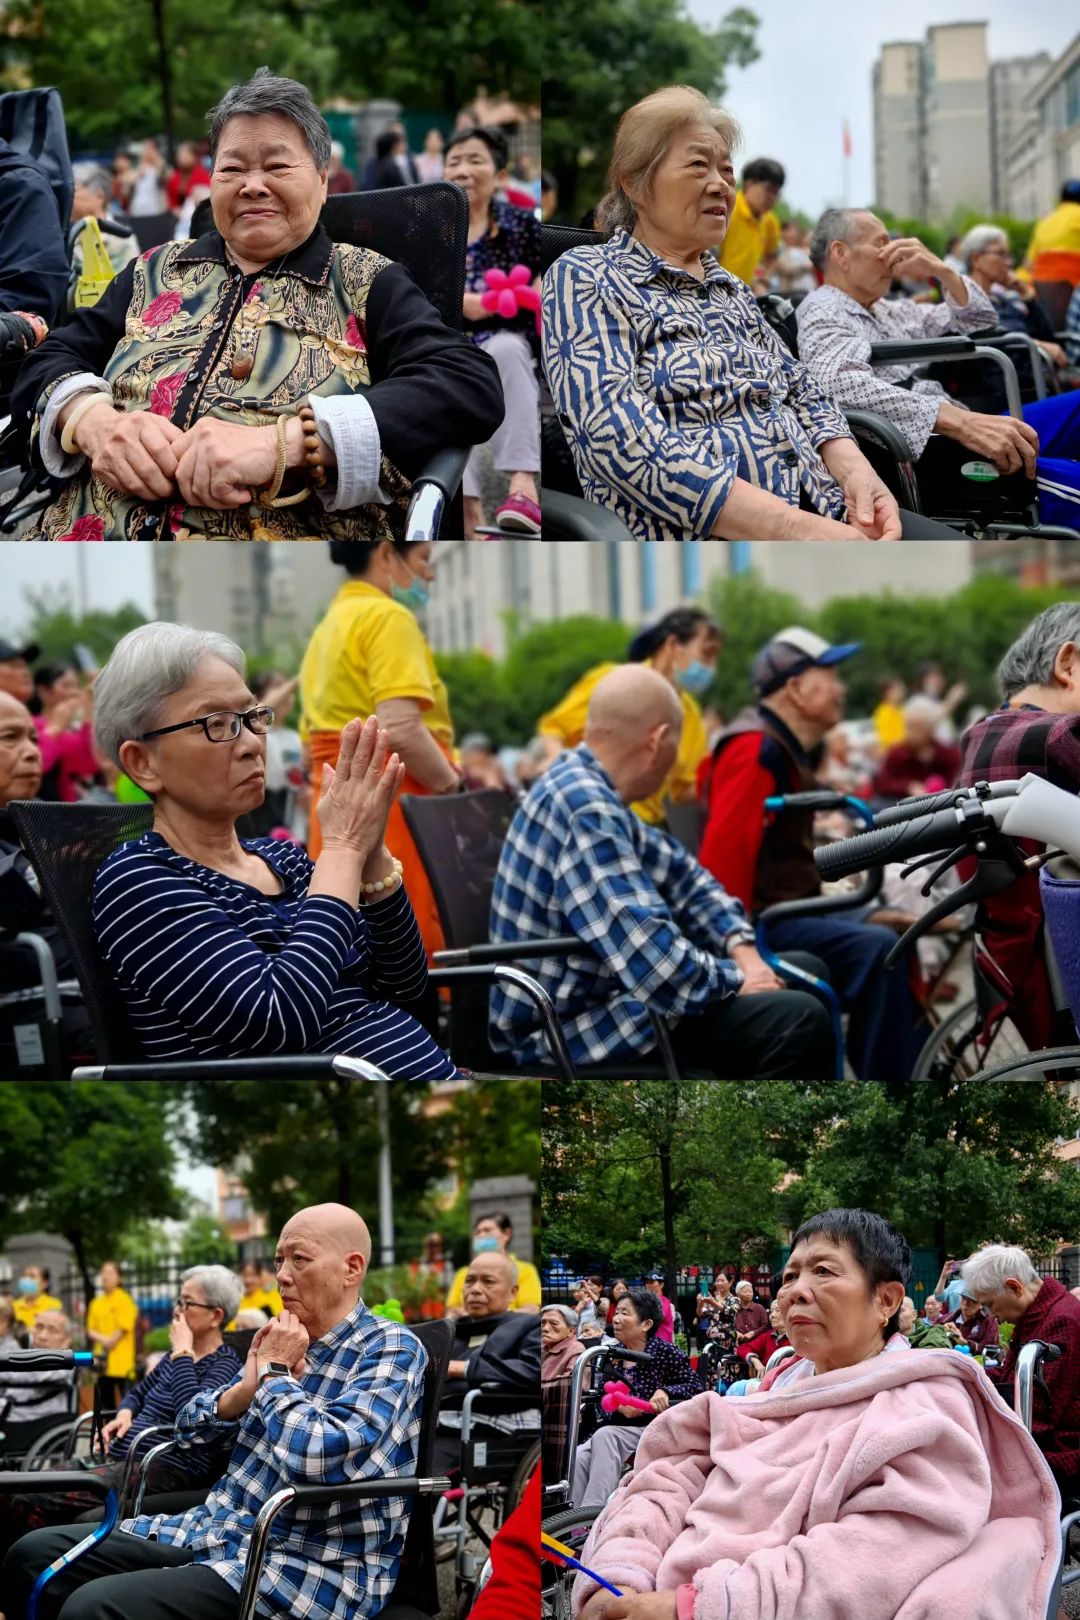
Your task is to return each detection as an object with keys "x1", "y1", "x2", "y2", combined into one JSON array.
[
  {"x1": 178, "y1": 1210, "x2": 238, "y2": 1268},
  {"x1": 705, "y1": 573, "x2": 803, "y2": 720},
  {"x1": 498, "y1": 616, "x2": 632, "y2": 743},
  {"x1": 426, "y1": 1080, "x2": 540, "y2": 1259},
  {"x1": 0, "y1": 1084, "x2": 185, "y2": 1296},
  {"x1": 434, "y1": 650, "x2": 515, "y2": 748},
  {"x1": 543, "y1": 0, "x2": 759, "y2": 222},
  {"x1": 19, "y1": 588, "x2": 148, "y2": 670}
]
